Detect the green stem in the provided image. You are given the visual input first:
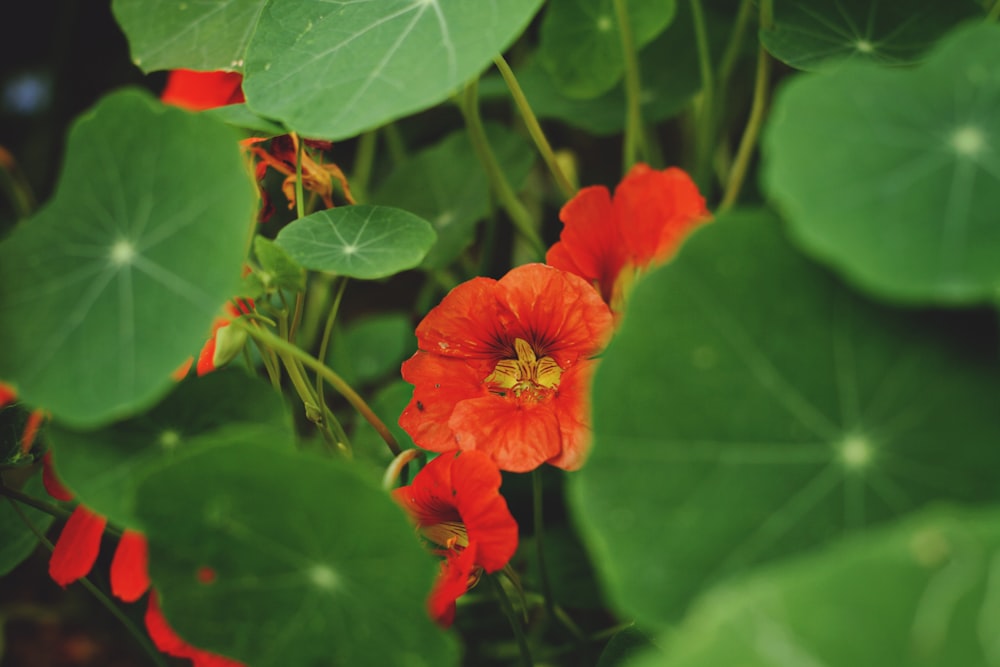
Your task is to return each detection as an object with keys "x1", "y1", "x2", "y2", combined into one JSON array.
[
  {"x1": 0, "y1": 483, "x2": 71, "y2": 520},
  {"x1": 315, "y1": 277, "x2": 349, "y2": 408},
  {"x1": 489, "y1": 574, "x2": 534, "y2": 667},
  {"x1": 7, "y1": 499, "x2": 170, "y2": 667},
  {"x1": 493, "y1": 55, "x2": 576, "y2": 199},
  {"x1": 690, "y1": 0, "x2": 716, "y2": 190},
  {"x1": 460, "y1": 81, "x2": 546, "y2": 258},
  {"x1": 350, "y1": 130, "x2": 377, "y2": 200},
  {"x1": 288, "y1": 291, "x2": 305, "y2": 344},
  {"x1": 295, "y1": 134, "x2": 306, "y2": 220},
  {"x1": 532, "y1": 470, "x2": 557, "y2": 623},
  {"x1": 236, "y1": 319, "x2": 401, "y2": 457},
  {"x1": 383, "y1": 123, "x2": 408, "y2": 165},
  {"x1": 714, "y1": 0, "x2": 754, "y2": 103},
  {"x1": 719, "y1": 39, "x2": 773, "y2": 211},
  {"x1": 613, "y1": 0, "x2": 647, "y2": 169}
]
